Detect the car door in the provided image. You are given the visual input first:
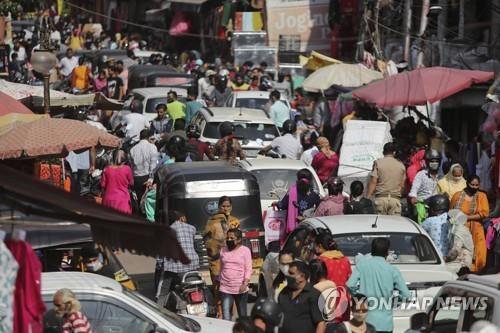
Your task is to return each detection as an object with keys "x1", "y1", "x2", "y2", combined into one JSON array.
[
  {"x1": 427, "y1": 287, "x2": 465, "y2": 333},
  {"x1": 460, "y1": 291, "x2": 494, "y2": 332}
]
